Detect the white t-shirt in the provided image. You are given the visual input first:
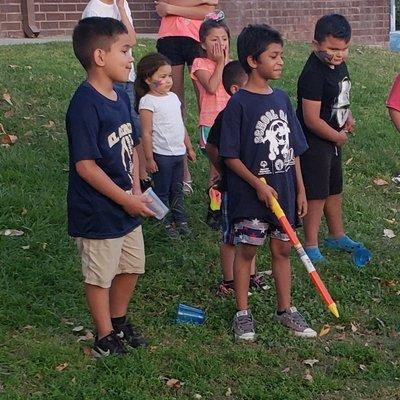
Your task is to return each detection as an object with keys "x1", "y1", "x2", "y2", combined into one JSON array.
[
  {"x1": 82, "y1": 0, "x2": 136, "y2": 82},
  {"x1": 139, "y1": 92, "x2": 186, "y2": 156}
]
